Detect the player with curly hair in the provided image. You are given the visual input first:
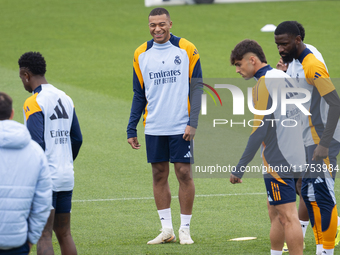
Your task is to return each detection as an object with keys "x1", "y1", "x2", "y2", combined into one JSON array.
[{"x1": 19, "y1": 51, "x2": 83, "y2": 255}]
